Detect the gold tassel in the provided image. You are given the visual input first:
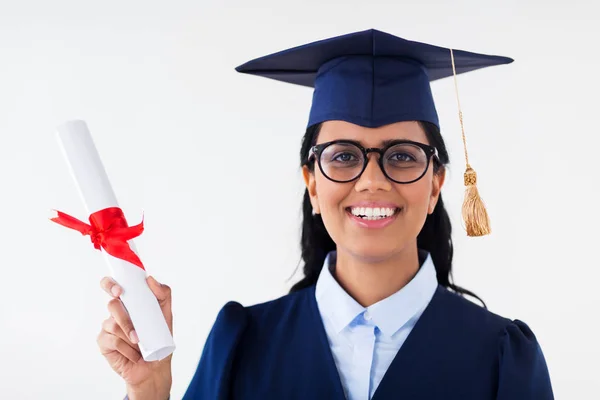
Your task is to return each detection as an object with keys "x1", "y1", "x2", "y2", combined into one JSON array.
[
  {"x1": 450, "y1": 49, "x2": 491, "y2": 237},
  {"x1": 462, "y1": 167, "x2": 491, "y2": 236}
]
